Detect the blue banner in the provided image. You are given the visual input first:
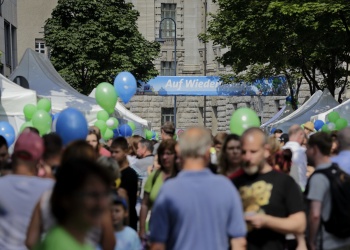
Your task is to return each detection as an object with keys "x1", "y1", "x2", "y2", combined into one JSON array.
[{"x1": 137, "y1": 76, "x2": 288, "y2": 96}]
